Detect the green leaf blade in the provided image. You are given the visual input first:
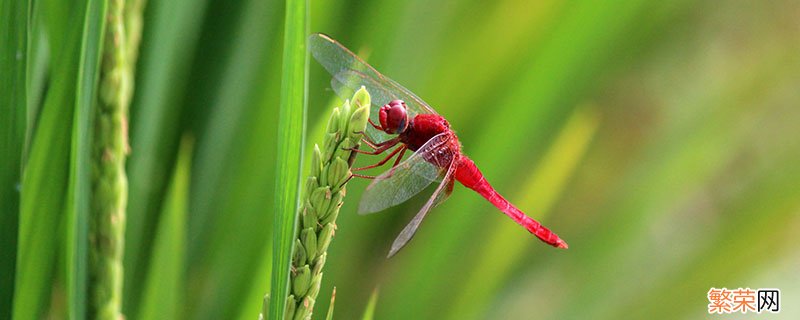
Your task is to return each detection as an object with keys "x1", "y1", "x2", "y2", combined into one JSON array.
[
  {"x1": 268, "y1": 0, "x2": 308, "y2": 318},
  {"x1": 66, "y1": 0, "x2": 109, "y2": 318},
  {"x1": 138, "y1": 137, "x2": 192, "y2": 320},
  {"x1": 123, "y1": 0, "x2": 211, "y2": 316},
  {"x1": 0, "y1": 0, "x2": 29, "y2": 317},
  {"x1": 13, "y1": 1, "x2": 87, "y2": 318}
]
